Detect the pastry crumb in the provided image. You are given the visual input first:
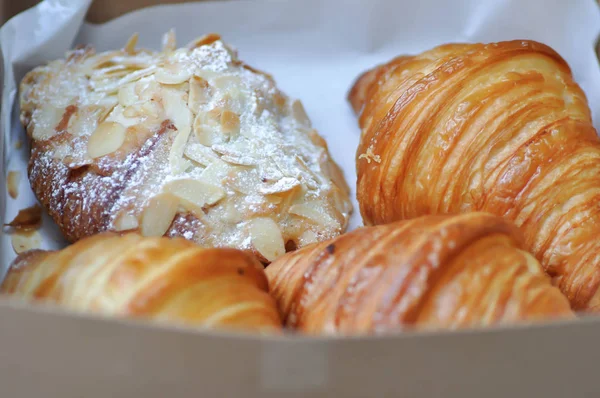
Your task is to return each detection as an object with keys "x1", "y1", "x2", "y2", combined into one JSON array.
[
  {"x1": 358, "y1": 146, "x2": 381, "y2": 164},
  {"x1": 4, "y1": 205, "x2": 43, "y2": 231},
  {"x1": 7, "y1": 171, "x2": 20, "y2": 199},
  {"x1": 11, "y1": 230, "x2": 42, "y2": 254}
]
